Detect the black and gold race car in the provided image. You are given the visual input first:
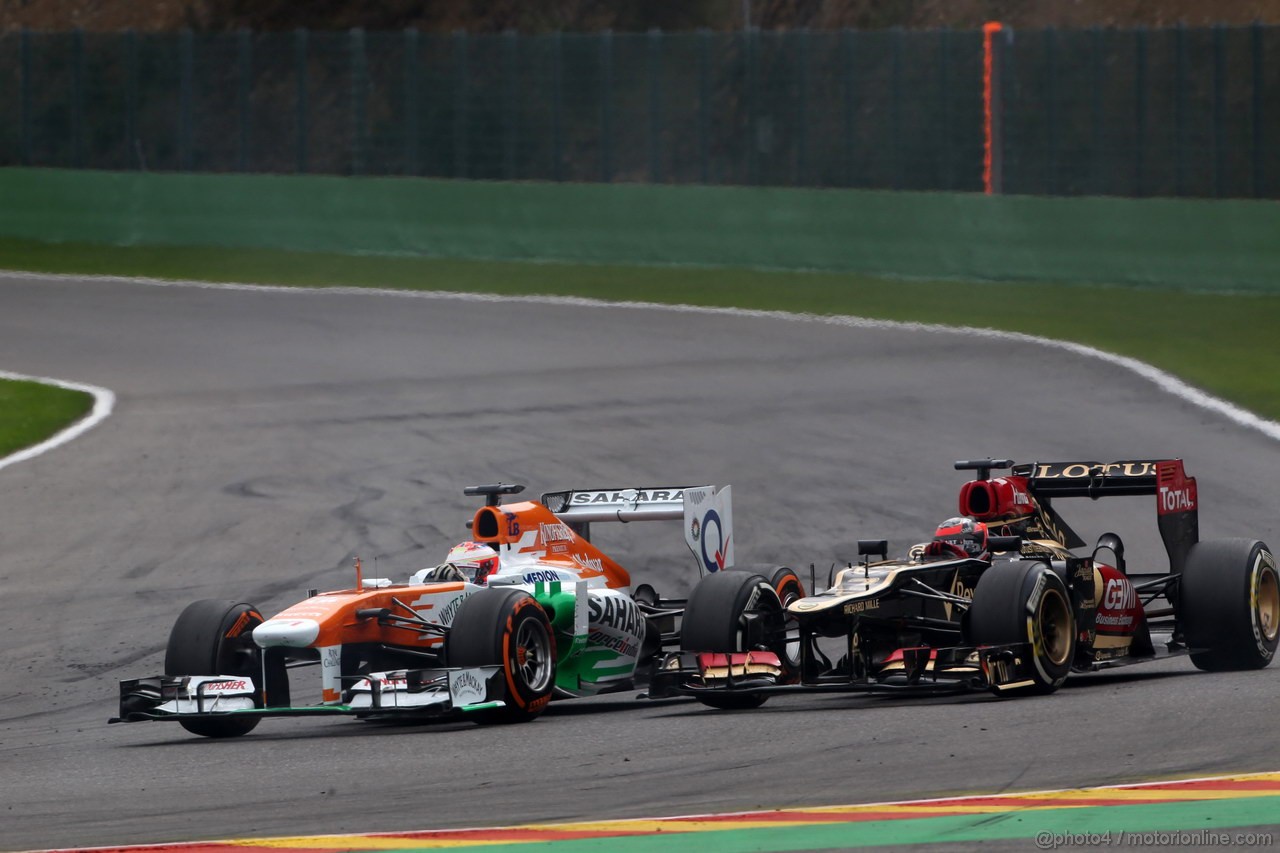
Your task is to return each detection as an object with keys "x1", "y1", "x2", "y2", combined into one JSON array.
[{"x1": 651, "y1": 458, "x2": 1278, "y2": 709}]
